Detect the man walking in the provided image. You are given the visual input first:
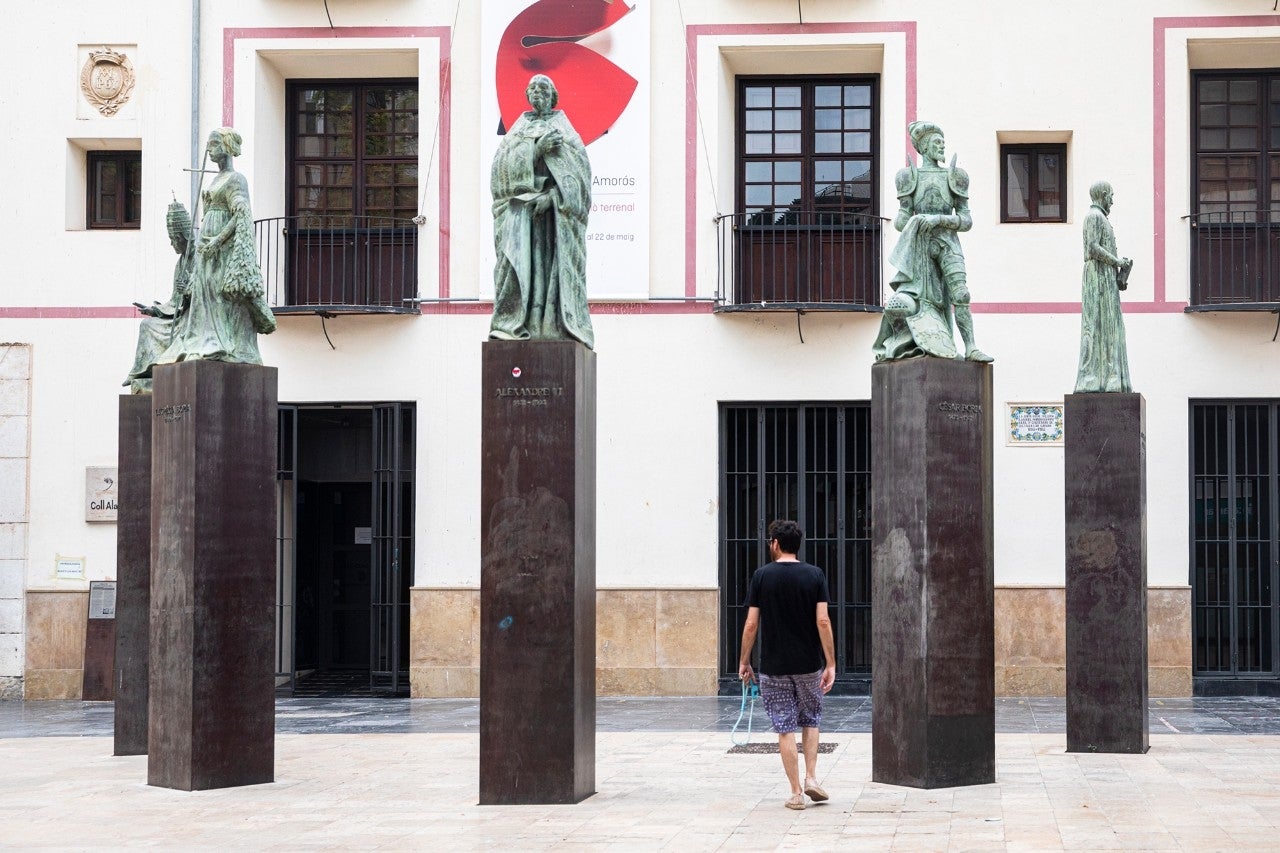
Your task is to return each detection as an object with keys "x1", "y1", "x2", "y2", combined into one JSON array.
[{"x1": 738, "y1": 520, "x2": 836, "y2": 810}]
